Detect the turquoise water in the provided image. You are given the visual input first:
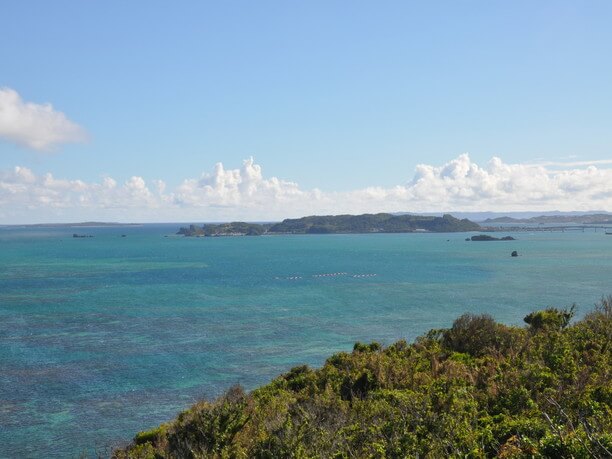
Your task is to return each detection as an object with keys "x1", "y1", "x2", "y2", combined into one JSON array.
[{"x1": 0, "y1": 224, "x2": 610, "y2": 458}]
